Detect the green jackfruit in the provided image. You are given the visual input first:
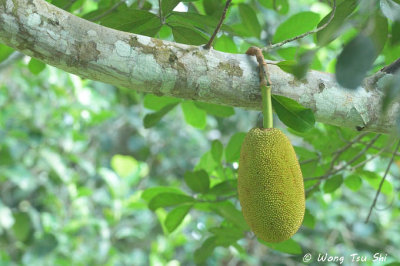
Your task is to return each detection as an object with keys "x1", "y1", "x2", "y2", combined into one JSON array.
[{"x1": 237, "y1": 128, "x2": 305, "y2": 243}]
